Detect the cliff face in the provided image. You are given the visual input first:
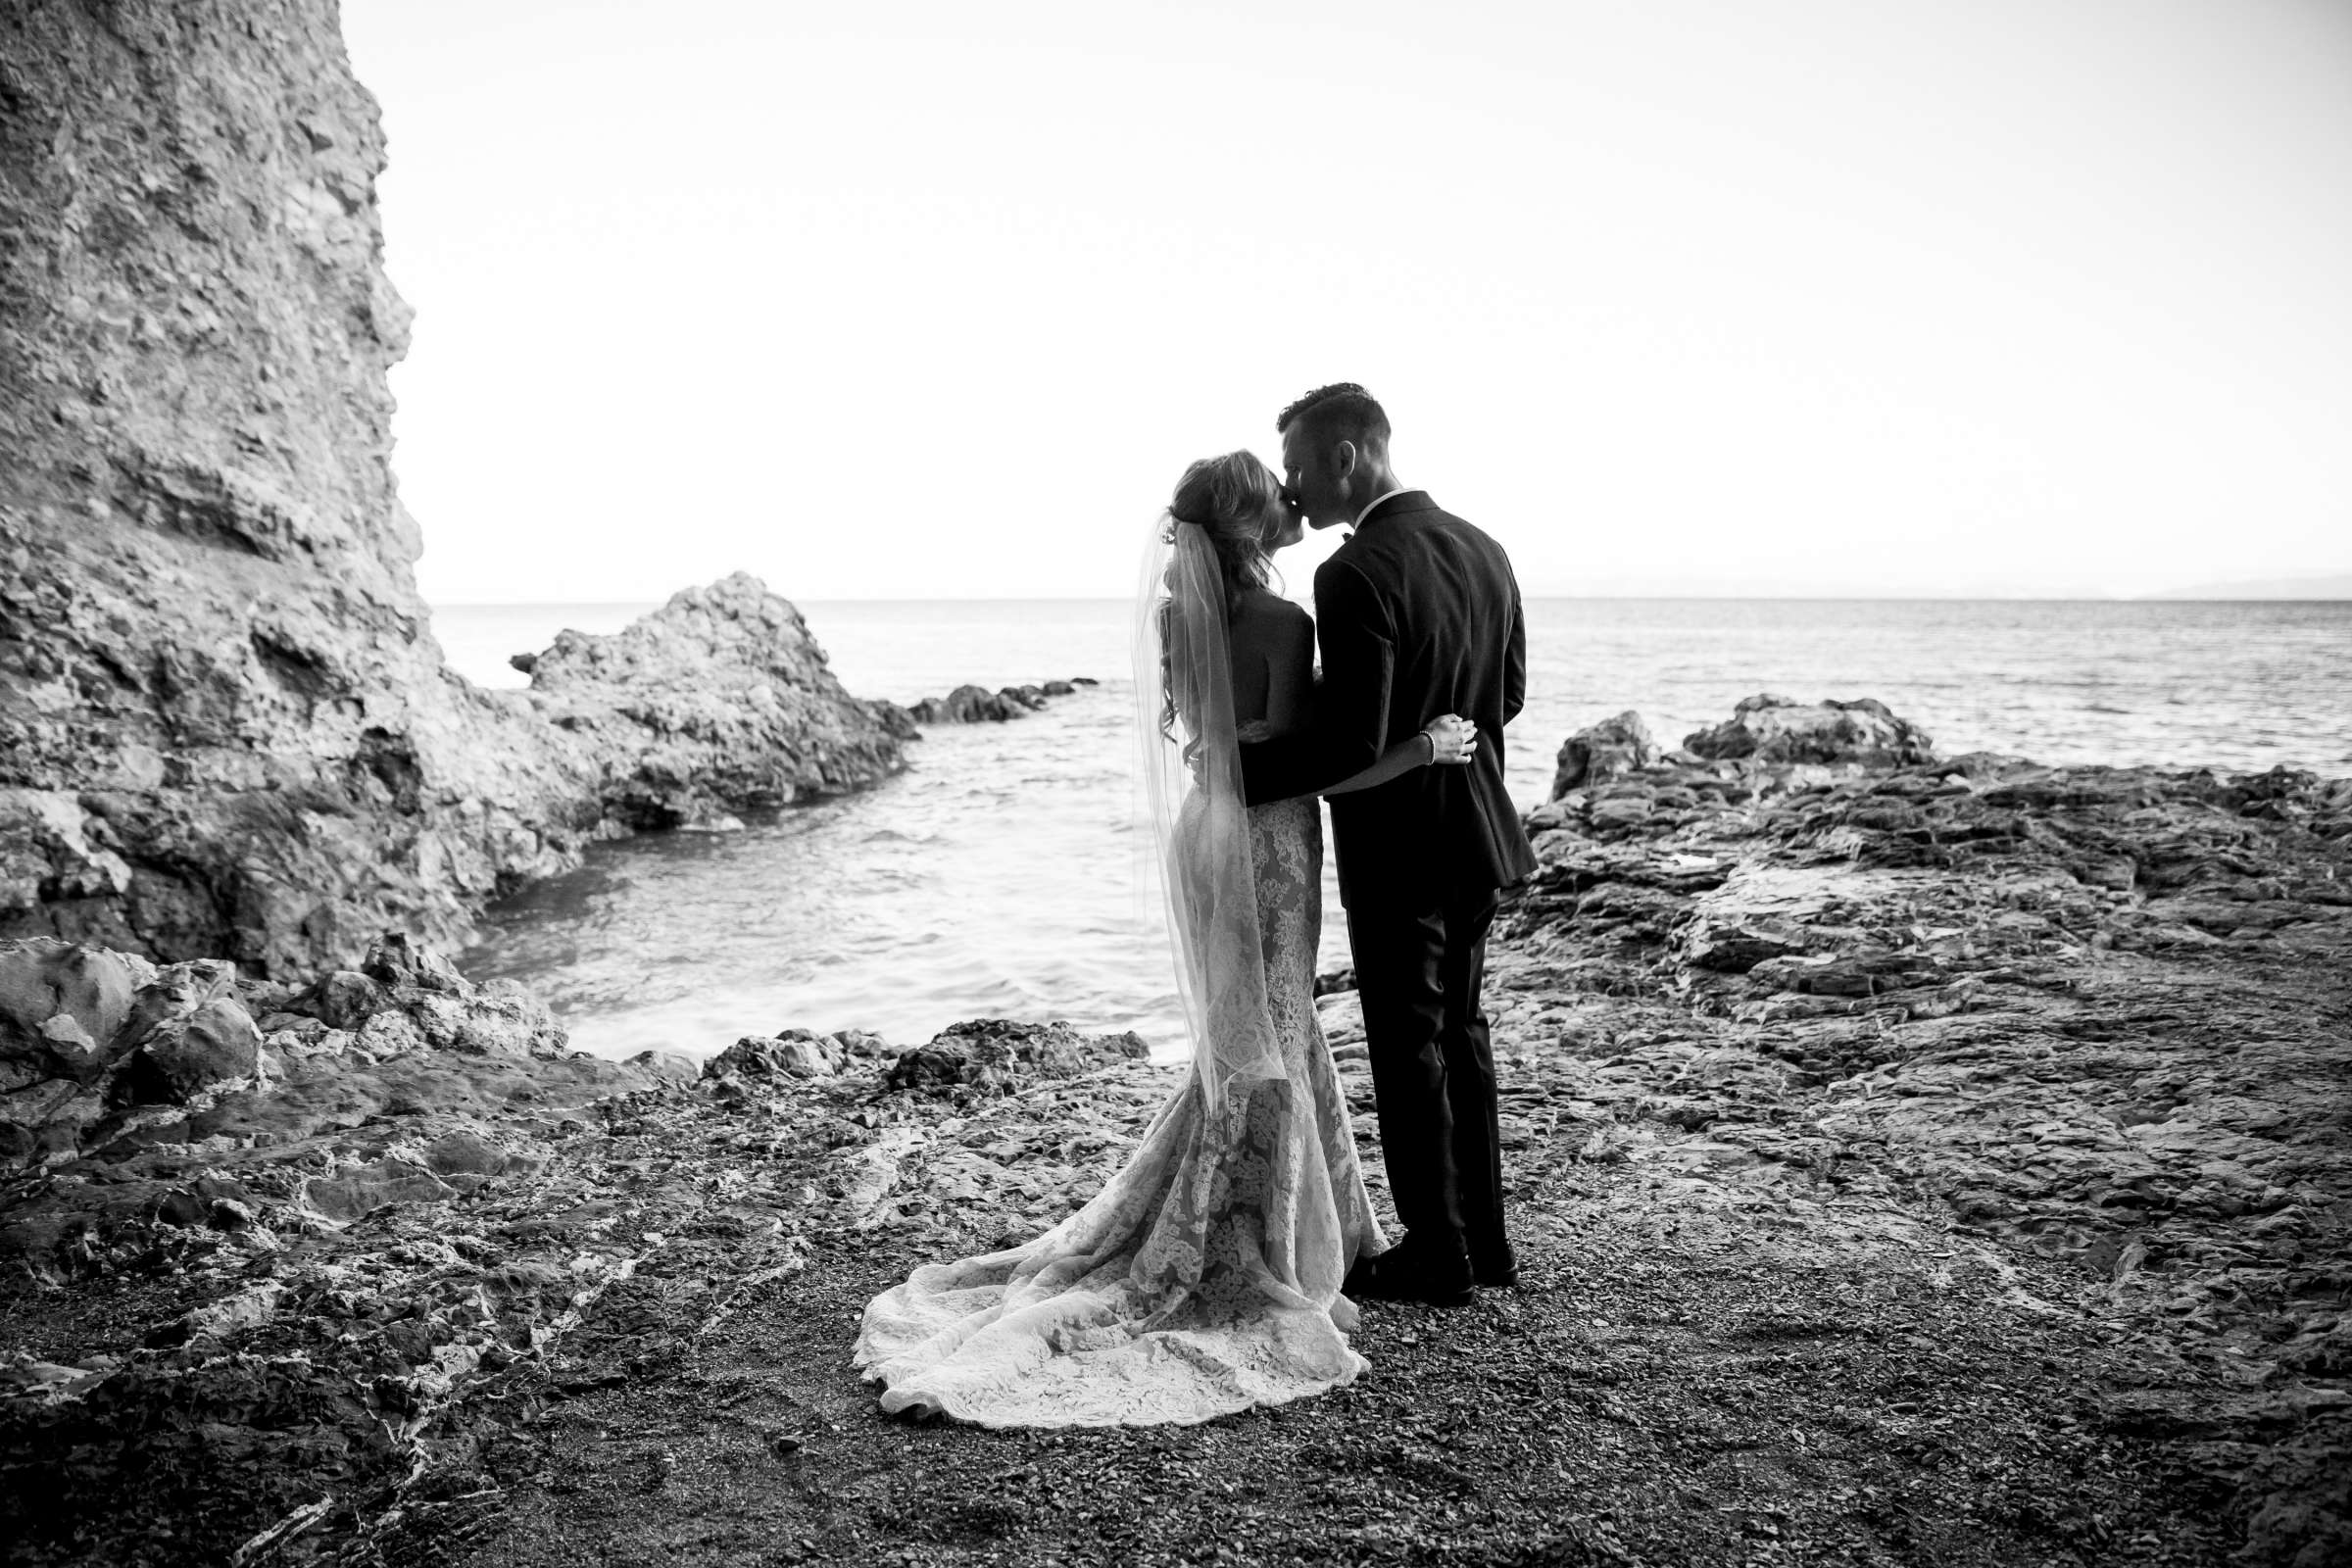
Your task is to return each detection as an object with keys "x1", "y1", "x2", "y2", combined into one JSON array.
[{"x1": 0, "y1": 1, "x2": 906, "y2": 975}]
